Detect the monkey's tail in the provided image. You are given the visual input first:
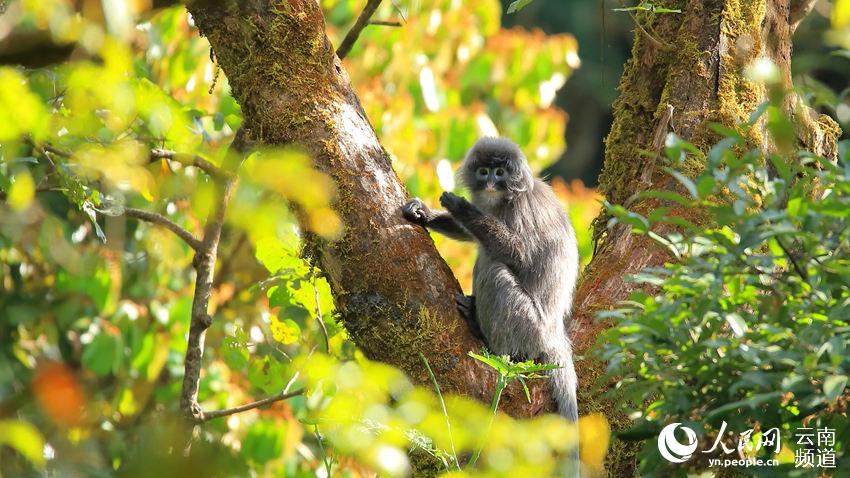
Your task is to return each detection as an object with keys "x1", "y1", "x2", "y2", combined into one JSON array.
[{"x1": 546, "y1": 344, "x2": 581, "y2": 477}]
